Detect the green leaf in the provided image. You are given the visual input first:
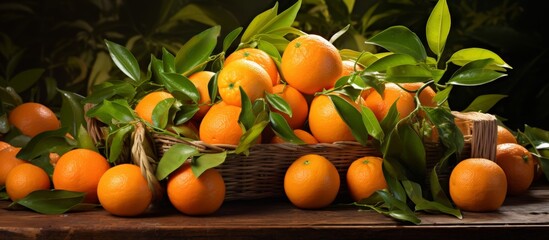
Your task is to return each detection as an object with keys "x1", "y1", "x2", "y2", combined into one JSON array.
[
  {"x1": 162, "y1": 48, "x2": 175, "y2": 73},
  {"x1": 106, "y1": 124, "x2": 133, "y2": 163},
  {"x1": 17, "y1": 128, "x2": 73, "y2": 161},
  {"x1": 402, "y1": 180, "x2": 462, "y2": 218},
  {"x1": 9, "y1": 68, "x2": 44, "y2": 93},
  {"x1": 238, "y1": 86, "x2": 255, "y2": 130},
  {"x1": 9, "y1": 190, "x2": 86, "y2": 215},
  {"x1": 366, "y1": 26, "x2": 427, "y2": 61},
  {"x1": 360, "y1": 75, "x2": 385, "y2": 96},
  {"x1": 269, "y1": 112, "x2": 304, "y2": 144},
  {"x1": 463, "y1": 94, "x2": 507, "y2": 113},
  {"x1": 207, "y1": 72, "x2": 220, "y2": 103},
  {"x1": 191, "y1": 152, "x2": 227, "y2": 178},
  {"x1": 433, "y1": 85, "x2": 452, "y2": 105},
  {"x1": 86, "y1": 99, "x2": 135, "y2": 124},
  {"x1": 156, "y1": 144, "x2": 199, "y2": 180},
  {"x1": 426, "y1": 0, "x2": 450, "y2": 57},
  {"x1": 361, "y1": 106, "x2": 384, "y2": 141},
  {"x1": 386, "y1": 65, "x2": 433, "y2": 83},
  {"x1": 376, "y1": 190, "x2": 421, "y2": 225},
  {"x1": 58, "y1": 89, "x2": 85, "y2": 140},
  {"x1": 76, "y1": 124, "x2": 97, "y2": 151},
  {"x1": 424, "y1": 108, "x2": 464, "y2": 154},
  {"x1": 236, "y1": 120, "x2": 269, "y2": 154},
  {"x1": 174, "y1": 25, "x2": 220, "y2": 75},
  {"x1": 266, "y1": 92, "x2": 292, "y2": 117},
  {"x1": 329, "y1": 24, "x2": 350, "y2": 43},
  {"x1": 151, "y1": 98, "x2": 175, "y2": 129},
  {"x1": 83, "y1": 81, "x2": 136, "y2": 104},
  {"x1": 363, "y1": 54, "x2": 417, "y2": 73},
  {"x1": 262, "y1": 0, "x2": 302, "y2": 34},
  {"x1": 104, "y1": 39, "x2": 141, "y2": 81},
  {"x1": 241, "y1": 2, "x2": 279, "y2": 43},
  {"x1": 158, "y1": 72, "x2": 200, "y2": 104},
  {"x1": 447, "y1": 68, "x2": 507, "y2": 86},
  {"x1": 430, "y1": 162, "x2": 454, "y2": 207},
  {"x1": 397, "y1": 124, "x2": 426, "y2": 181},
  {"x1": 258, "y1": 39, "x2": 283, "y2": 63},
  {"x1": 223, "y1": 27, "x2": 243, "y2": 52},
  {"x1": 173, "y1": 105, "x2": 200, "y2": 126},
  {"x1": 449, "y1": 48, "x2": 512, "y2": 69},
  {"x1": 31, "y1": 154, "x2": 54, "y2": 177},
  {"x1": 329, "y1": 95, "x2": 369, "y2": 145}
]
